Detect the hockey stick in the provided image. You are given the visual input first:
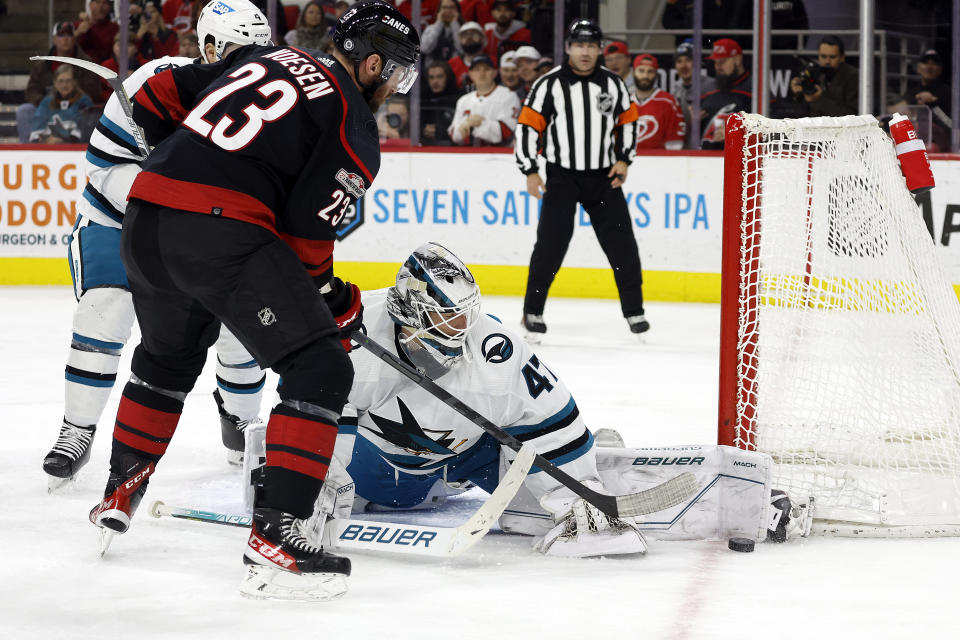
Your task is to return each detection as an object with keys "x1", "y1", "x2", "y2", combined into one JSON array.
[
  {"x1": 351, "y1": 331, "x2": 699, "y2": 519},
  {"x1": 149, "y1": 442, "x2": 535, "y2": 557},
  {"x1": 30, "y1": 55, "x2": 150, "y2": 157}
]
